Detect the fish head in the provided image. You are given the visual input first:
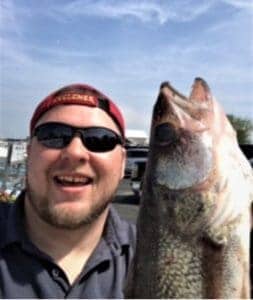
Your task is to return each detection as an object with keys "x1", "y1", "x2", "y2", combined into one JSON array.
[
  {"x1": 150, "y1": 78, "x2": 214, "y2": 191},
  {"x1": 145, "y1": 78, "x2": 234, "y2": 235}
]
